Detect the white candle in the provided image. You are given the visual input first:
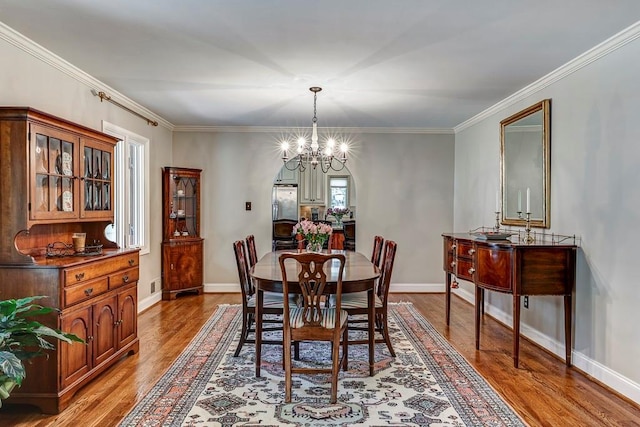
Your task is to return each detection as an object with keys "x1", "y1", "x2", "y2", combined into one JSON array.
[
  {"x1": 526, "y1": 187, "x2": 530, "y2": 213},
  {"x1": 496, "y1": 190, "x2": 500, "y2": 212},
  {"x1": 518, "y1": 190, "x2": 522, "y2": 212}
]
